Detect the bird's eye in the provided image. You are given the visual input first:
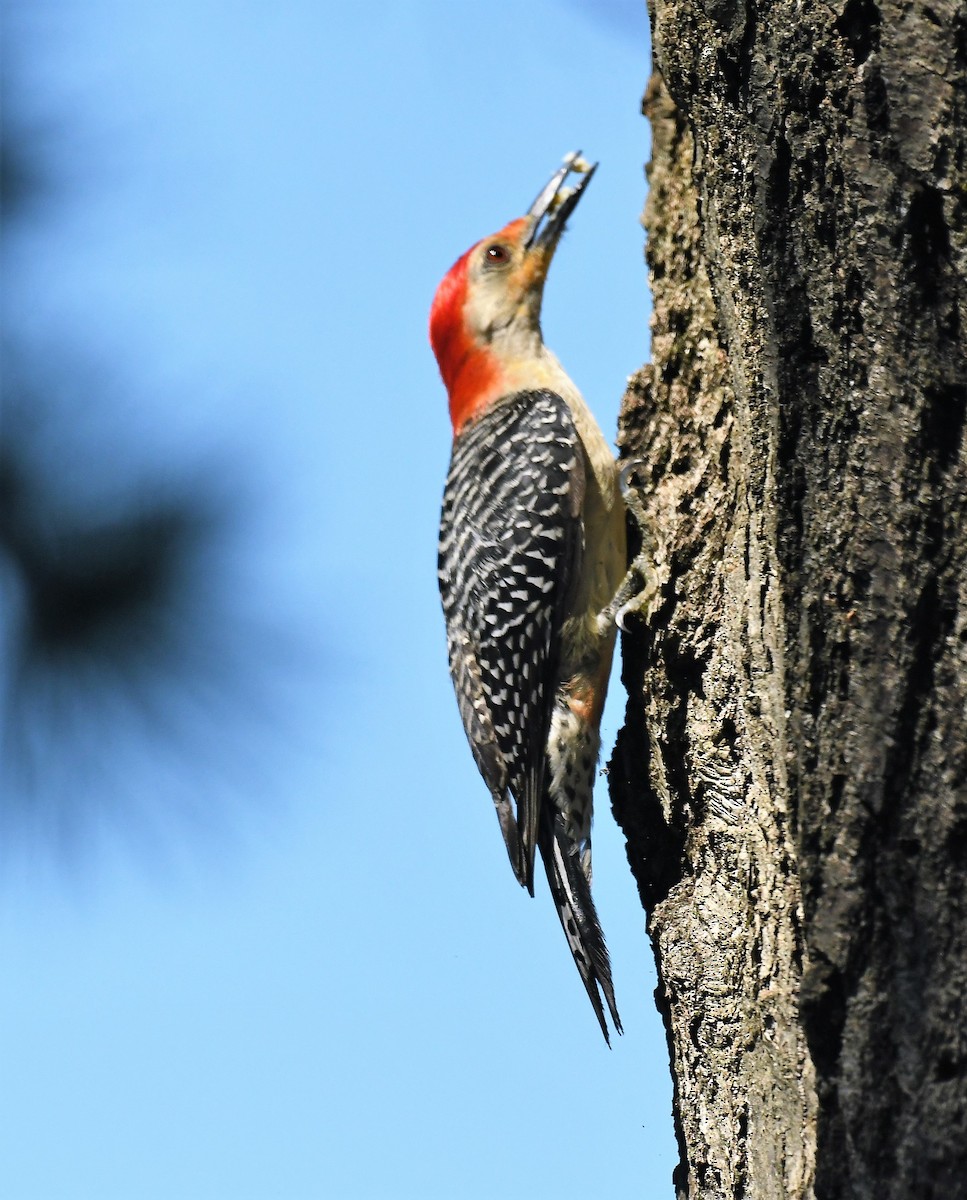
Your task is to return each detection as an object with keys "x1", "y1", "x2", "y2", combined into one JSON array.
[{"x1": 485, "y1": 244, "x2": 510, "y2": 265}]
